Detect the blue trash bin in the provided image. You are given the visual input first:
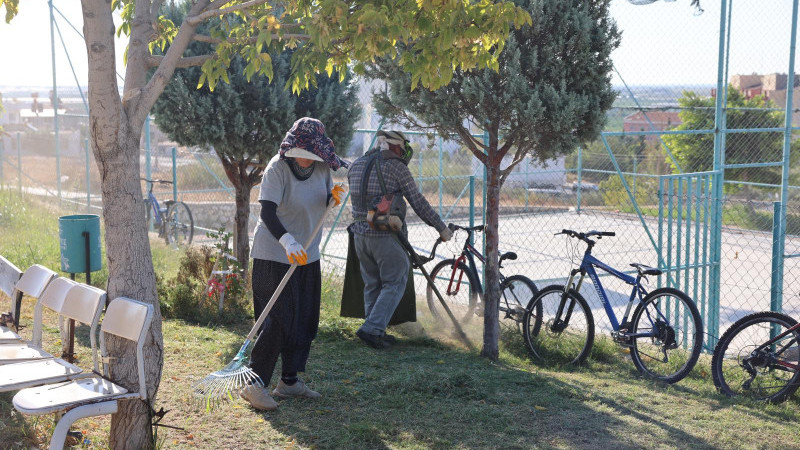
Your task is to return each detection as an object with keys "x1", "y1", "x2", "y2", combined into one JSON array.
[{"x1": 59, "y1": 214, "x2": 102, "y2": 274}]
